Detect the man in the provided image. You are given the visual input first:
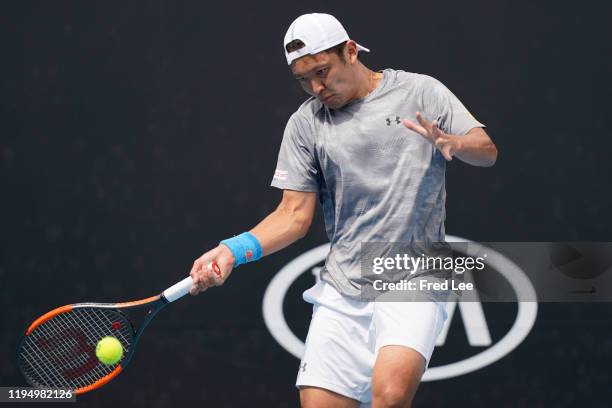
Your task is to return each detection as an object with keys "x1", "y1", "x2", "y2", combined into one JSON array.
[{"x1": 189, "y1": 13, "x2": 497, "y2": 408}]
